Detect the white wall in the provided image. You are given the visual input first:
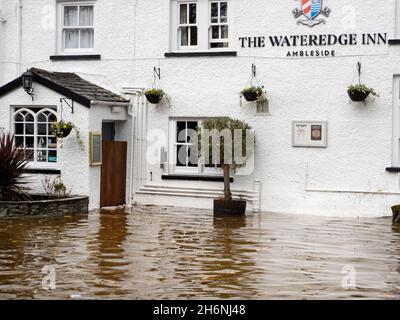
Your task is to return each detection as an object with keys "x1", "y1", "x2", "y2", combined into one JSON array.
[
  {"x1": 0, "y1": 83, "x2": 91, "y2": 203},
  {"x1": 1, "y1": 0, "x2": 400, "y2": 216}
]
